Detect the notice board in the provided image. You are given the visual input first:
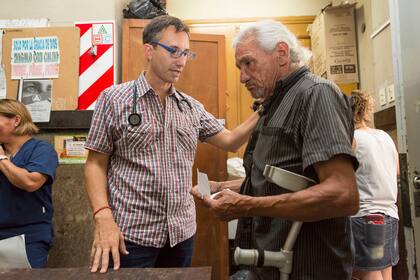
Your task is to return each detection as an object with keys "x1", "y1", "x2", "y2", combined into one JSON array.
[{"x1": 2, "y1": 27, "x2": 79, "y2": 110}]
